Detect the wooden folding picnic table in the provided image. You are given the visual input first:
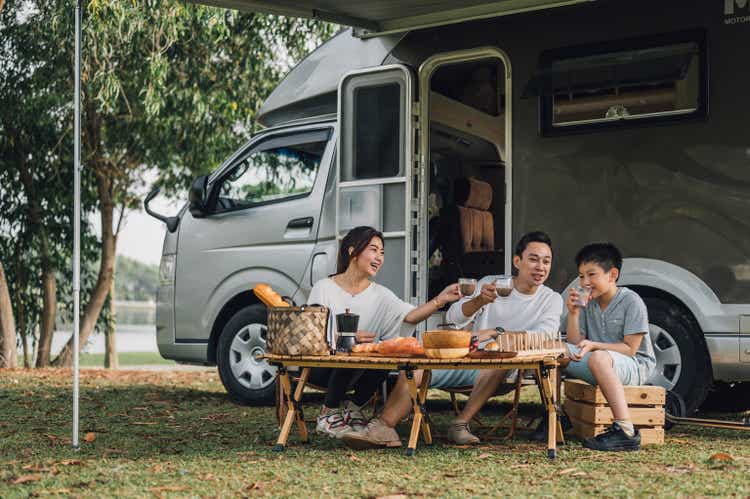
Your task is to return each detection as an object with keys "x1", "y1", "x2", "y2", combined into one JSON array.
[{"x1": 263, "y1": 352, "x2": 565, "y2": 458}]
